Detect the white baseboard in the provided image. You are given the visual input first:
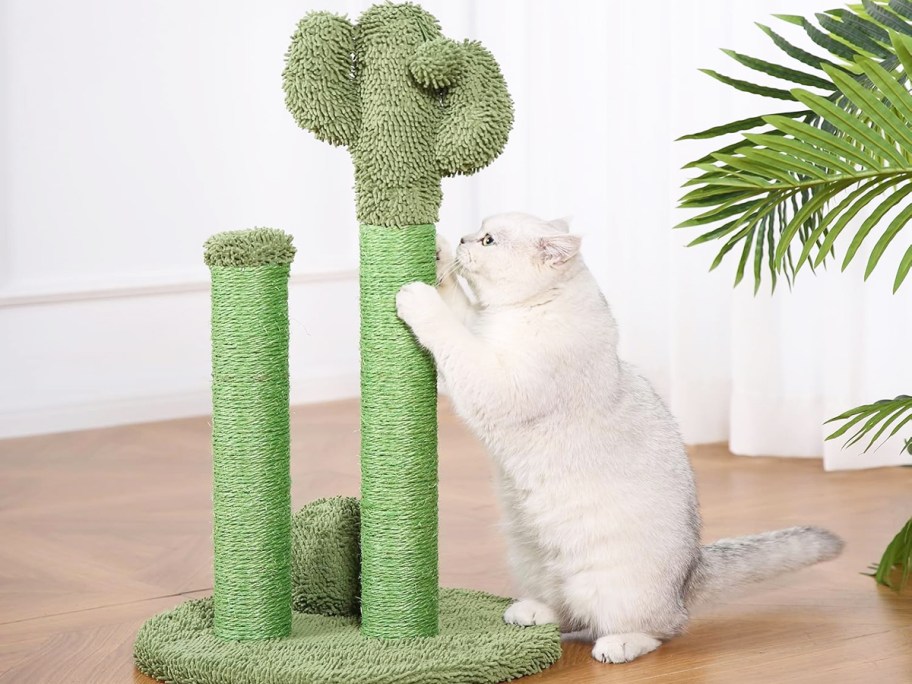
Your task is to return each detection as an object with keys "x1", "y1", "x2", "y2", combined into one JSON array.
[
  {"x1": 0, "y1": 372, "x2": 360, "y2": 440},
  {"x1": 0, "y1": 267, "x2": 358, "y2": 308}
]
